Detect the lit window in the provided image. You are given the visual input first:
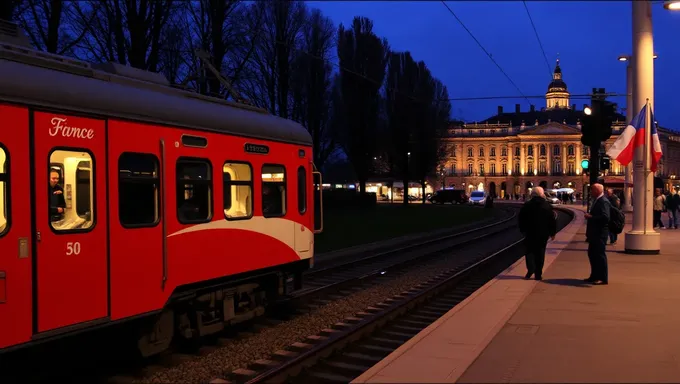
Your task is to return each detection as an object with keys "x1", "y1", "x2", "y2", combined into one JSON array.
[
  {"x1": 118, "y1": 152, "x2": 160, "y2": 227},
  {"x1": 297, "y1": 166, "x2": 307, "y2": 214},
  {"x1": 262, "y1": 164, "x2": 286, "y2": 217},
  {"x1": 177, "y1": 159, "x2": 212, "y2": 223},
  {"x1": 49, "y1": 149, "x2": 95, "y2": 231},
  {"x1": 0, "y1": 145, "x2": 8, "y2": 236},
  {"x1": 223, "y1": 162, "x2": 253, "y2": 220}
]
